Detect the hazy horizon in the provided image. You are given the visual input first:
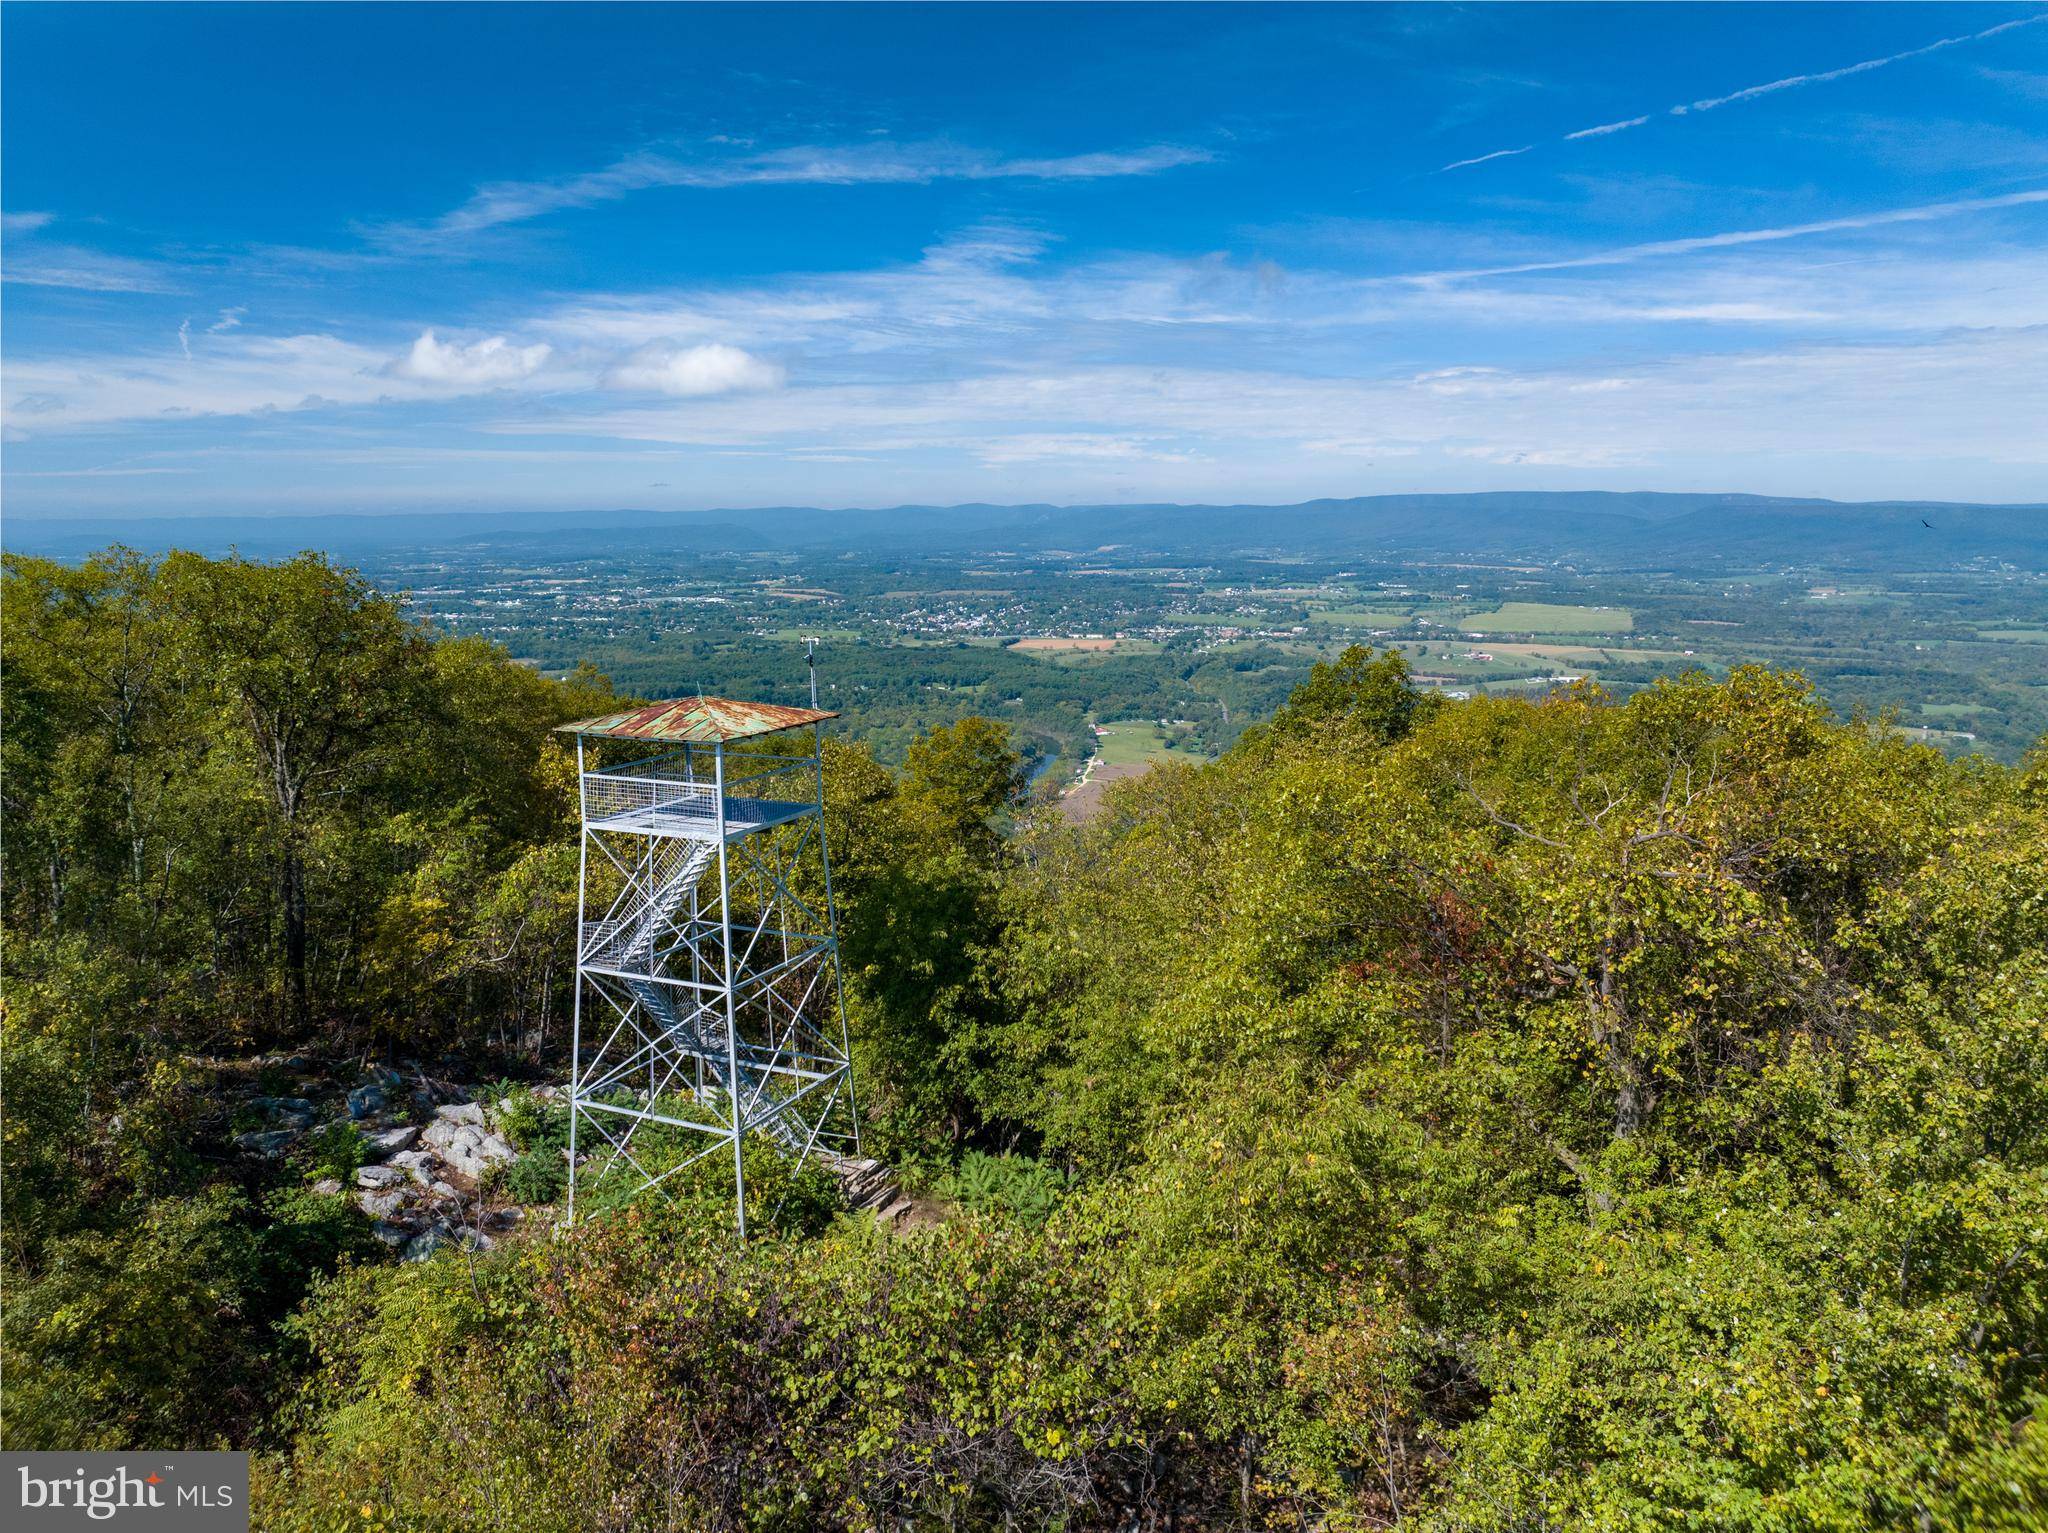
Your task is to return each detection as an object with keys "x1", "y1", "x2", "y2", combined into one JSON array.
[{"x1": 11, "y1": 486, "x2": 2048, "y2": 529}]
